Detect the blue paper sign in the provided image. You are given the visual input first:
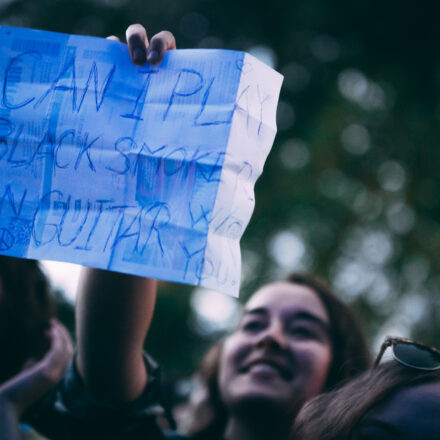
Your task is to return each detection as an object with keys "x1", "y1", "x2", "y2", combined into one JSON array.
[{"x1": 0, "y1": 26, "x2": 283, "y2": 296}]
